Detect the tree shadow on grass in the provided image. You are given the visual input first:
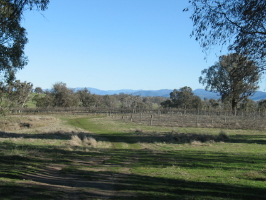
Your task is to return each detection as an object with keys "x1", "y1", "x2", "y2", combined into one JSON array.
[
  {"x1": 2, "y1": 169, "x2": 265, "y2": 200},
  {"x1": 230, "y1": 134, "x2": 266, "y2": 144},
  {"x1": 0, "y1": 131, "x2": 98, "y2": 141},
  {"x1": 0, "y1": 141, "x2": 265, "y2": 199},
  {"x1": 92, "y1": 131, "x2": 266, "y2": 146},
  {"x1": 1, "y1": 129, "x2": 266, "y2": 145},
  {"x1": 0, "y1": 139, "x2": 265, "y2": 172}
]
